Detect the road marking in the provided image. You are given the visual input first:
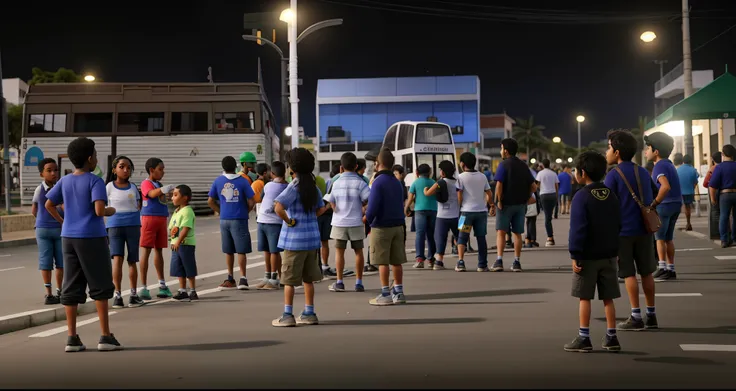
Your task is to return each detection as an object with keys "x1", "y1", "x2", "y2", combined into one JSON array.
[
  {"x1": 680, "y1": 344, "x2": 736, "y2": 352},
  {"x1": 676, "y1": 248, "x2": 712, "y2": 252},
  {"x1": 0, "y1": 254, "x2": 11, "y2": 258},
  {"x1": 684, "y1": 231, "x2": 707, "y2": 239},
  {"x1": 29, "y1": 312, "x2": 119, "y2": 338},
  {"x1": 715, "y1": 255, "x2": 736, "y2": 260},
  {"x1": 0, "y1": 308, "x2": 51, "y2": 322},
  {"x1": 147, "y1": 286, "x2": 222, "y2": 307},
  {"x1": 195, "y1": 233, "x2": 205, "y2": 237},
  {"x1": 212, "y1": 231, "x2": 220, "y2": 234},
  {"x1": 0, "y1": 266, "x2": 24, "y2": 272},
  {"x1": 649, "y1": 293, "x2": 703, "y2": 297}
]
